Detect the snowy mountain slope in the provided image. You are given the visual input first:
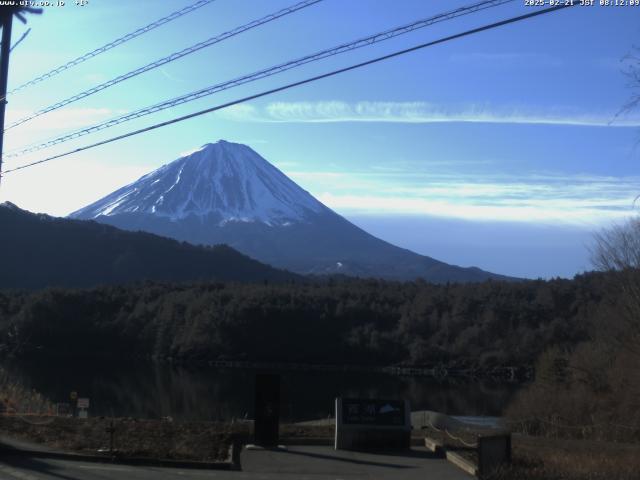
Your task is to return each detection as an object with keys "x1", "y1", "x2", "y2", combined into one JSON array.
[
  {"x1": 70, "y1": 140, "x2": 511, "y2": 282},
  {"x1": 72, "y1": 141, "x2": 326, "y2": 226}
]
